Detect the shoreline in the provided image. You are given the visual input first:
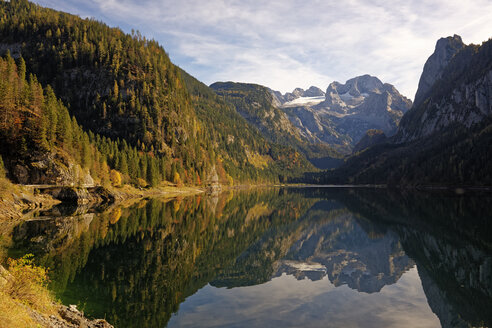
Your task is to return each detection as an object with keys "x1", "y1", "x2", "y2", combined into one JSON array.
[
  {"x1": 2, "y1": 181, "x2": 491, "y2": 222},
  {"x1": 0, "y1": 182, "x2": 206, "y2": 222}
]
